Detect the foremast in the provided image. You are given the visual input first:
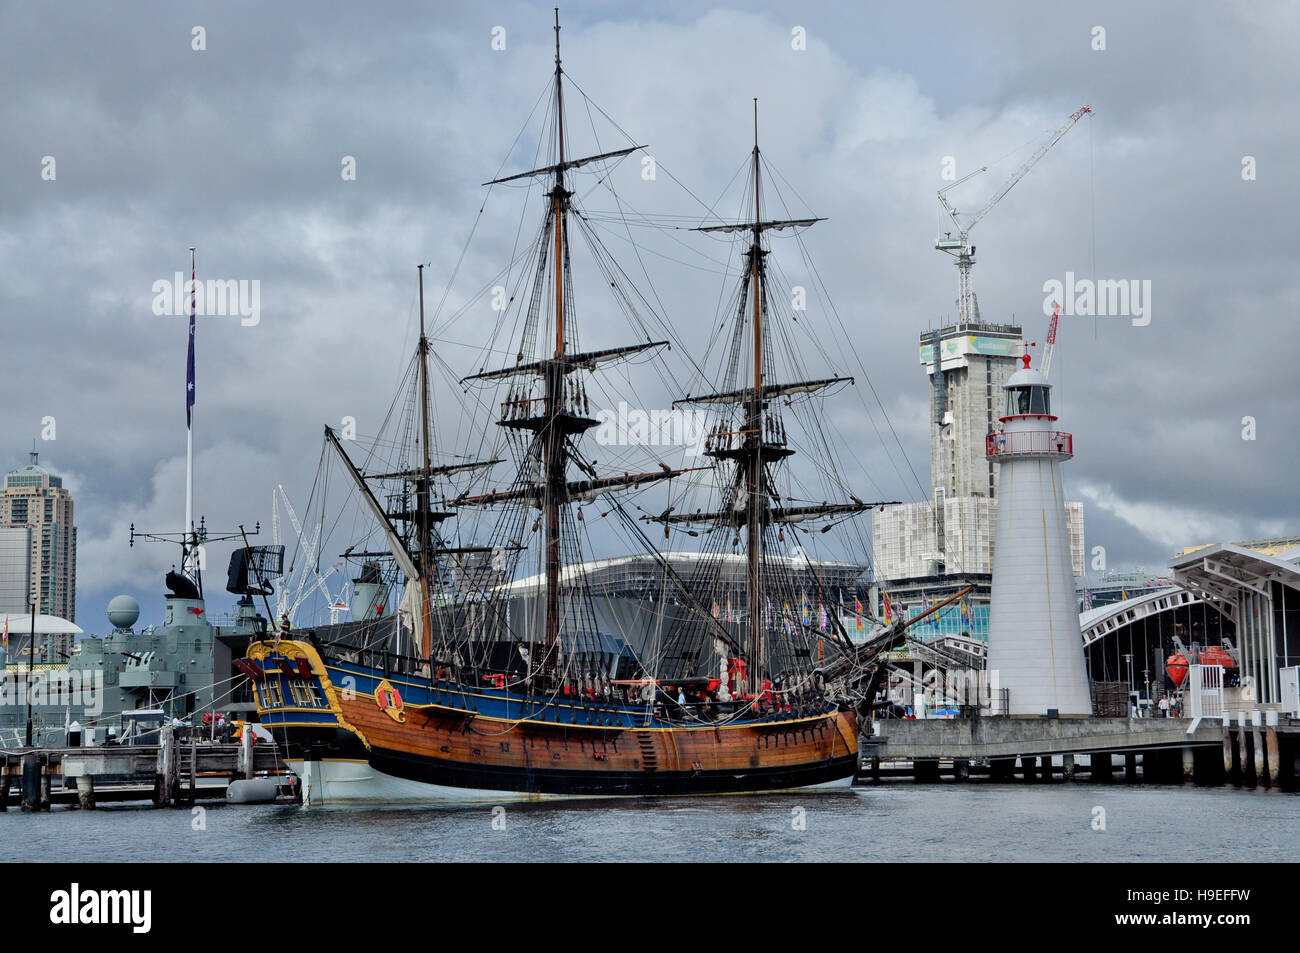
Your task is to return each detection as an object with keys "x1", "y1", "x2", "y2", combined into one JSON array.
[{"x1": 665, "y1": 102, "x2": 894, "y2": 693}]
